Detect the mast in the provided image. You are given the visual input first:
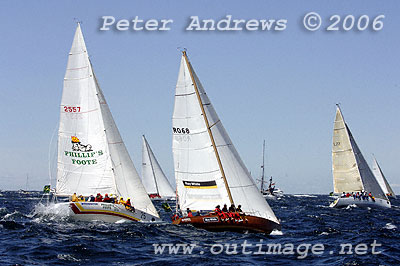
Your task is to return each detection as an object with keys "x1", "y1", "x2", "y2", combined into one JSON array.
[
  {"x1": 182, "y1": 51, "x2": 234, "y2": 205},
  {"x1": 260, "y1": 140, "x2": 265, "y2": 192},
  {"x1": 143, "y1": 135, "x2": 160, "y2": 195}
]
